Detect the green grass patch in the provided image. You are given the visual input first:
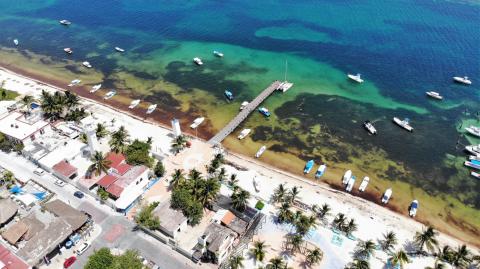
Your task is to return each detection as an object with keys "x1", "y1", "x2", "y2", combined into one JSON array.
[{"x1": 0, "y1": 87, "x2": 18, "y2": 101}]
